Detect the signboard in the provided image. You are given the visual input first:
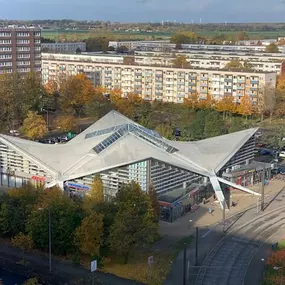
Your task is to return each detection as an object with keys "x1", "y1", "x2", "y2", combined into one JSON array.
[
  {"x1": 148, "y1": 256, "x2": 153, "y2": 265},
  {"x1": 90, "y1": 260, "x2": 97, "y2": 272},
  {"x1": 31, "y1": 176, "x2": 46, "y2": 182},
  {"x1": 66, "y1": 181, "x2": 89, "y2": 191}
]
